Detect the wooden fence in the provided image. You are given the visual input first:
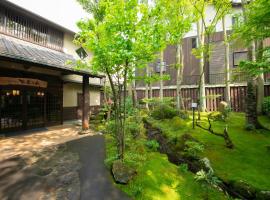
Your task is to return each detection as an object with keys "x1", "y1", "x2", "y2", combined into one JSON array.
[{"x1": 137, "y1": 85, "x2": 270, "y2": 112}]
